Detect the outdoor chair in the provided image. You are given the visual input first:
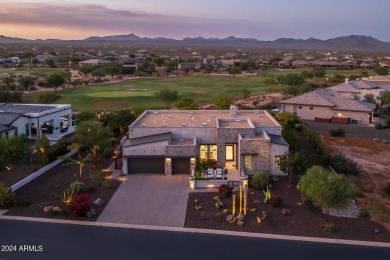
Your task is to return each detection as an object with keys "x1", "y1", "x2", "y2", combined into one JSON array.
[
  {"x1": 216, "y1": 168, "x2": 223, "y2": 179},
  {"x1": 207, "y1": 168, "x2": 214, "y2": 179}
]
